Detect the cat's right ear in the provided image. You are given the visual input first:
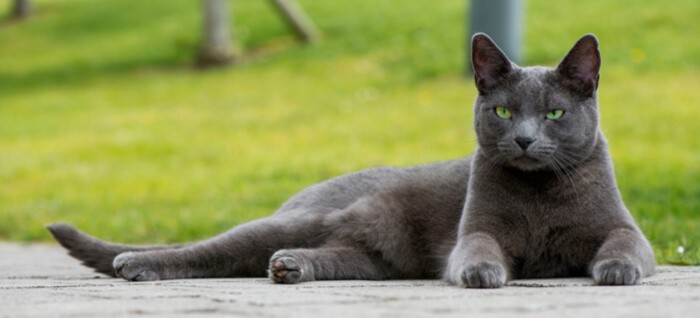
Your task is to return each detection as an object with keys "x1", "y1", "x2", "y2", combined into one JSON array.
[{"x1": 471, "y1": 33, "x2": 513, "y2": 94}]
